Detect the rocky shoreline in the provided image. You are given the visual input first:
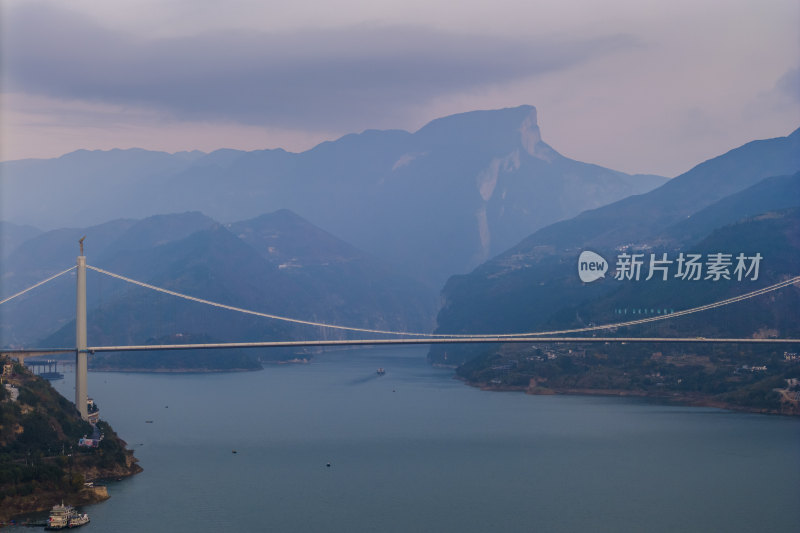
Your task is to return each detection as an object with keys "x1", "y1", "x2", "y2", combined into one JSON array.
[{"x1": 0, "y1": 452, "x2": 141, "y2": 525}]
